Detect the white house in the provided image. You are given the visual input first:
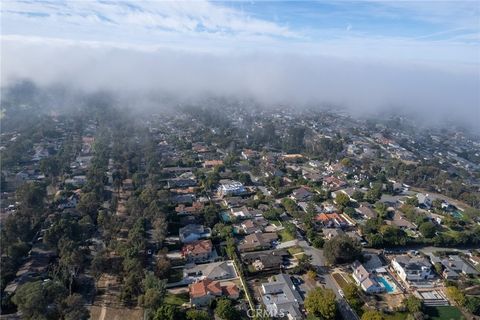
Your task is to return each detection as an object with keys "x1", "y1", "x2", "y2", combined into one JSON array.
[
  {"x1": 351, "y1": 261, "x2": 385, "y2": 294},
  {"x1": 392, "y1": 255, "x2": 434, "y2": 282}
]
